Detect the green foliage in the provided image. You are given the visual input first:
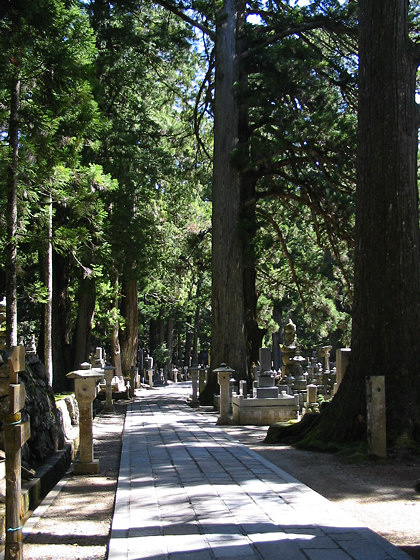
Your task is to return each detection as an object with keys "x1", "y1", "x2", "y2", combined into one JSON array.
[{"x1": 0, "y1": 0, "x2": 358, "y2": 375}]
